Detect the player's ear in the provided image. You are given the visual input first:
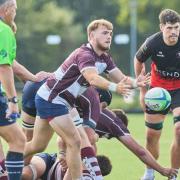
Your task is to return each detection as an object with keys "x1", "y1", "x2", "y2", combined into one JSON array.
[
  {"x1": 159, "y1": 24, "x2": 164, "y2": 32},
  {"x1": 89, "y1": 31, "x2": 95, "y2": 41}
]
